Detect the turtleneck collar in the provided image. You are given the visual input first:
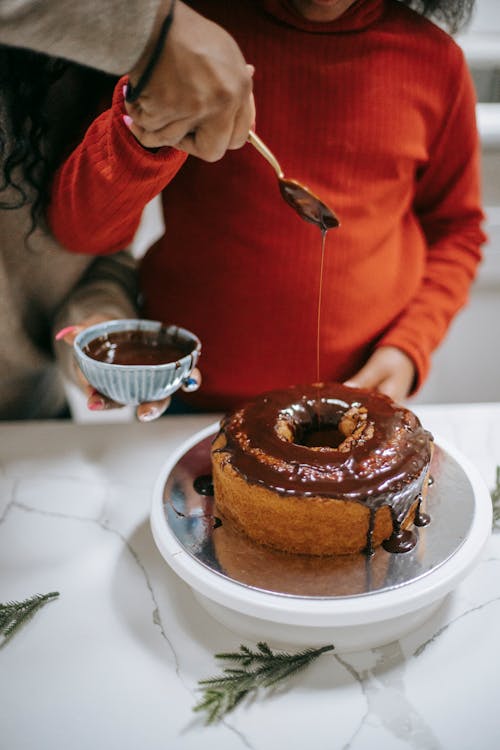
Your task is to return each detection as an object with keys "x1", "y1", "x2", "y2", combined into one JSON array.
[{"x1": 259, "y1": 0, "x2": 387, "y2": 33}]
